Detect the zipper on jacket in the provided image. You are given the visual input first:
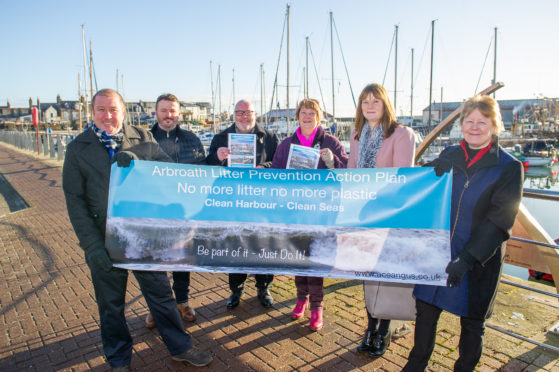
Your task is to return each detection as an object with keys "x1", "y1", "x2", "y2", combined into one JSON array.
[{"x1": 450, "y1": 170, "x2": 476, "y2": 241}]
